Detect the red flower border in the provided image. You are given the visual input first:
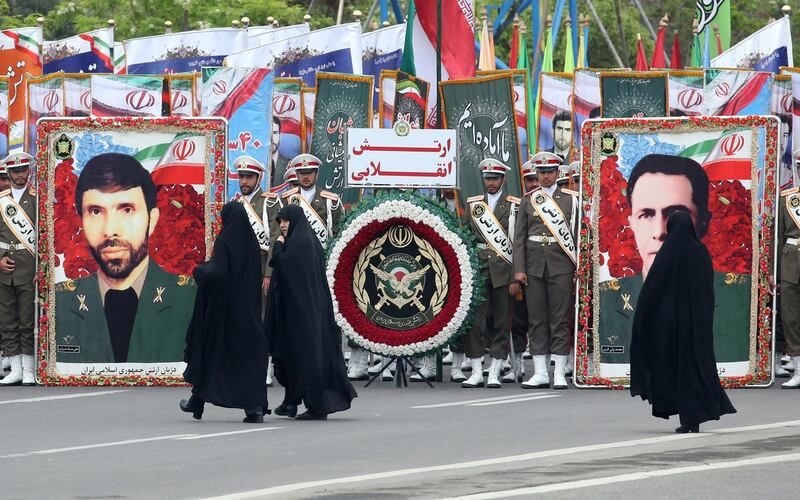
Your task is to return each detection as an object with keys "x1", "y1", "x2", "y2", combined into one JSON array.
[
  {"x1": 333, "y1": 217, "x2": 463, "y2": 348},
  {"x1": 35, "y1": 116, "x2": 227, "y2": 386},
  {"x1": 576, "y1": 116, "x2": 777, "y2": 390}
]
